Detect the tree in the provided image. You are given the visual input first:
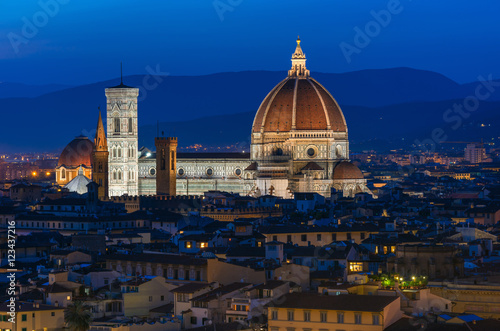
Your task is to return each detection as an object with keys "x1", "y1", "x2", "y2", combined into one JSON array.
[{"x1": 64, "y1": 301, "x2": 92, "y2": 331}]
